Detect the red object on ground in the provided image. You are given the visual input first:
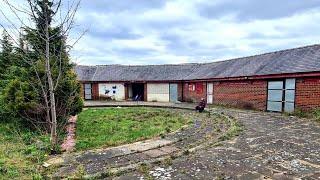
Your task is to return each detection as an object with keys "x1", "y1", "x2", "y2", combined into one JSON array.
[{"x1": 61, "y1": 115, "x2": 77, "y2": 152}]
